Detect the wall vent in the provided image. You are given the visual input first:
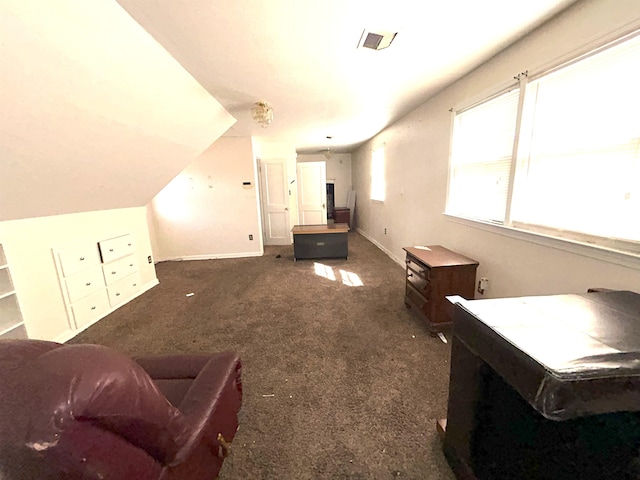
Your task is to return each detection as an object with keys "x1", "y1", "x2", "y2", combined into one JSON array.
[{"x1": 357, "y1": 30, "x2": 397, "y2": 50}]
